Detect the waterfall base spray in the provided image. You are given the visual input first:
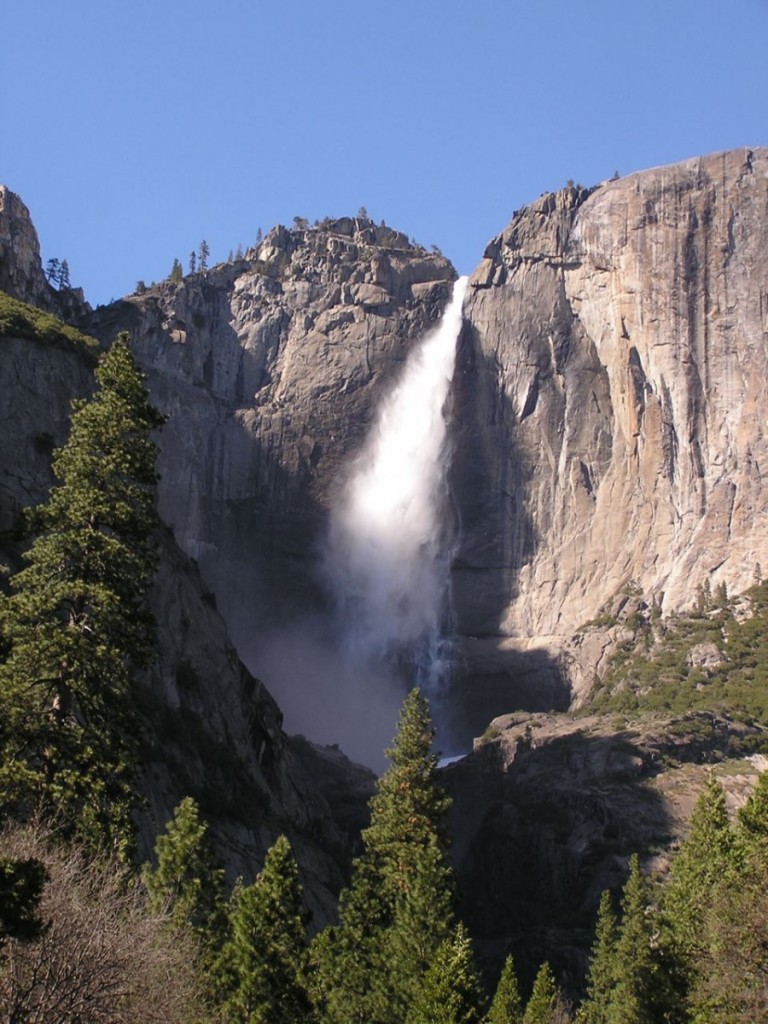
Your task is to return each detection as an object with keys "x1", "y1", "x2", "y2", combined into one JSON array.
[{"x1": 323, "y1": 276, "x2": 469, "y2": 704}]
